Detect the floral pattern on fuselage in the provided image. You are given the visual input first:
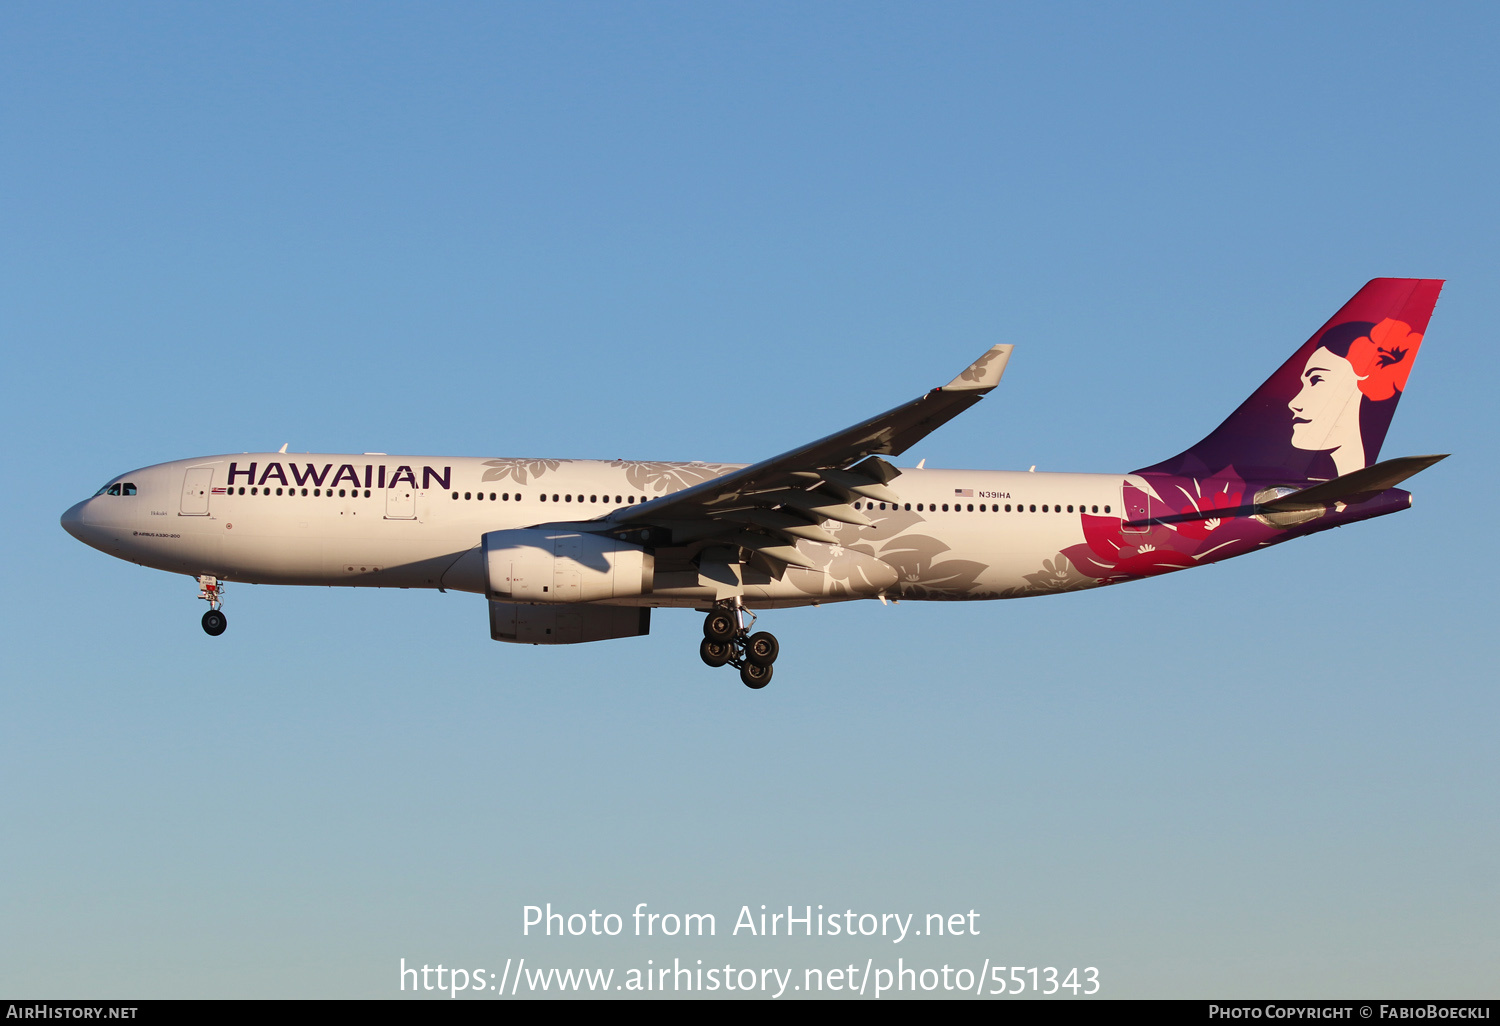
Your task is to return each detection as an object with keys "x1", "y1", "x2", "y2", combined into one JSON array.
[
  {"x1": 609, "y1": 460, "x2": 739, "y2": 496},
  {"x1": 996, "y1": 553, "x2": 1097, "y2": 598},
  {"x1": 480, "y1": 458, "x2": 570, "y2": 485},
  {"x1": 821, "y1": 509, "x2": 989, "y2": 599}
]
